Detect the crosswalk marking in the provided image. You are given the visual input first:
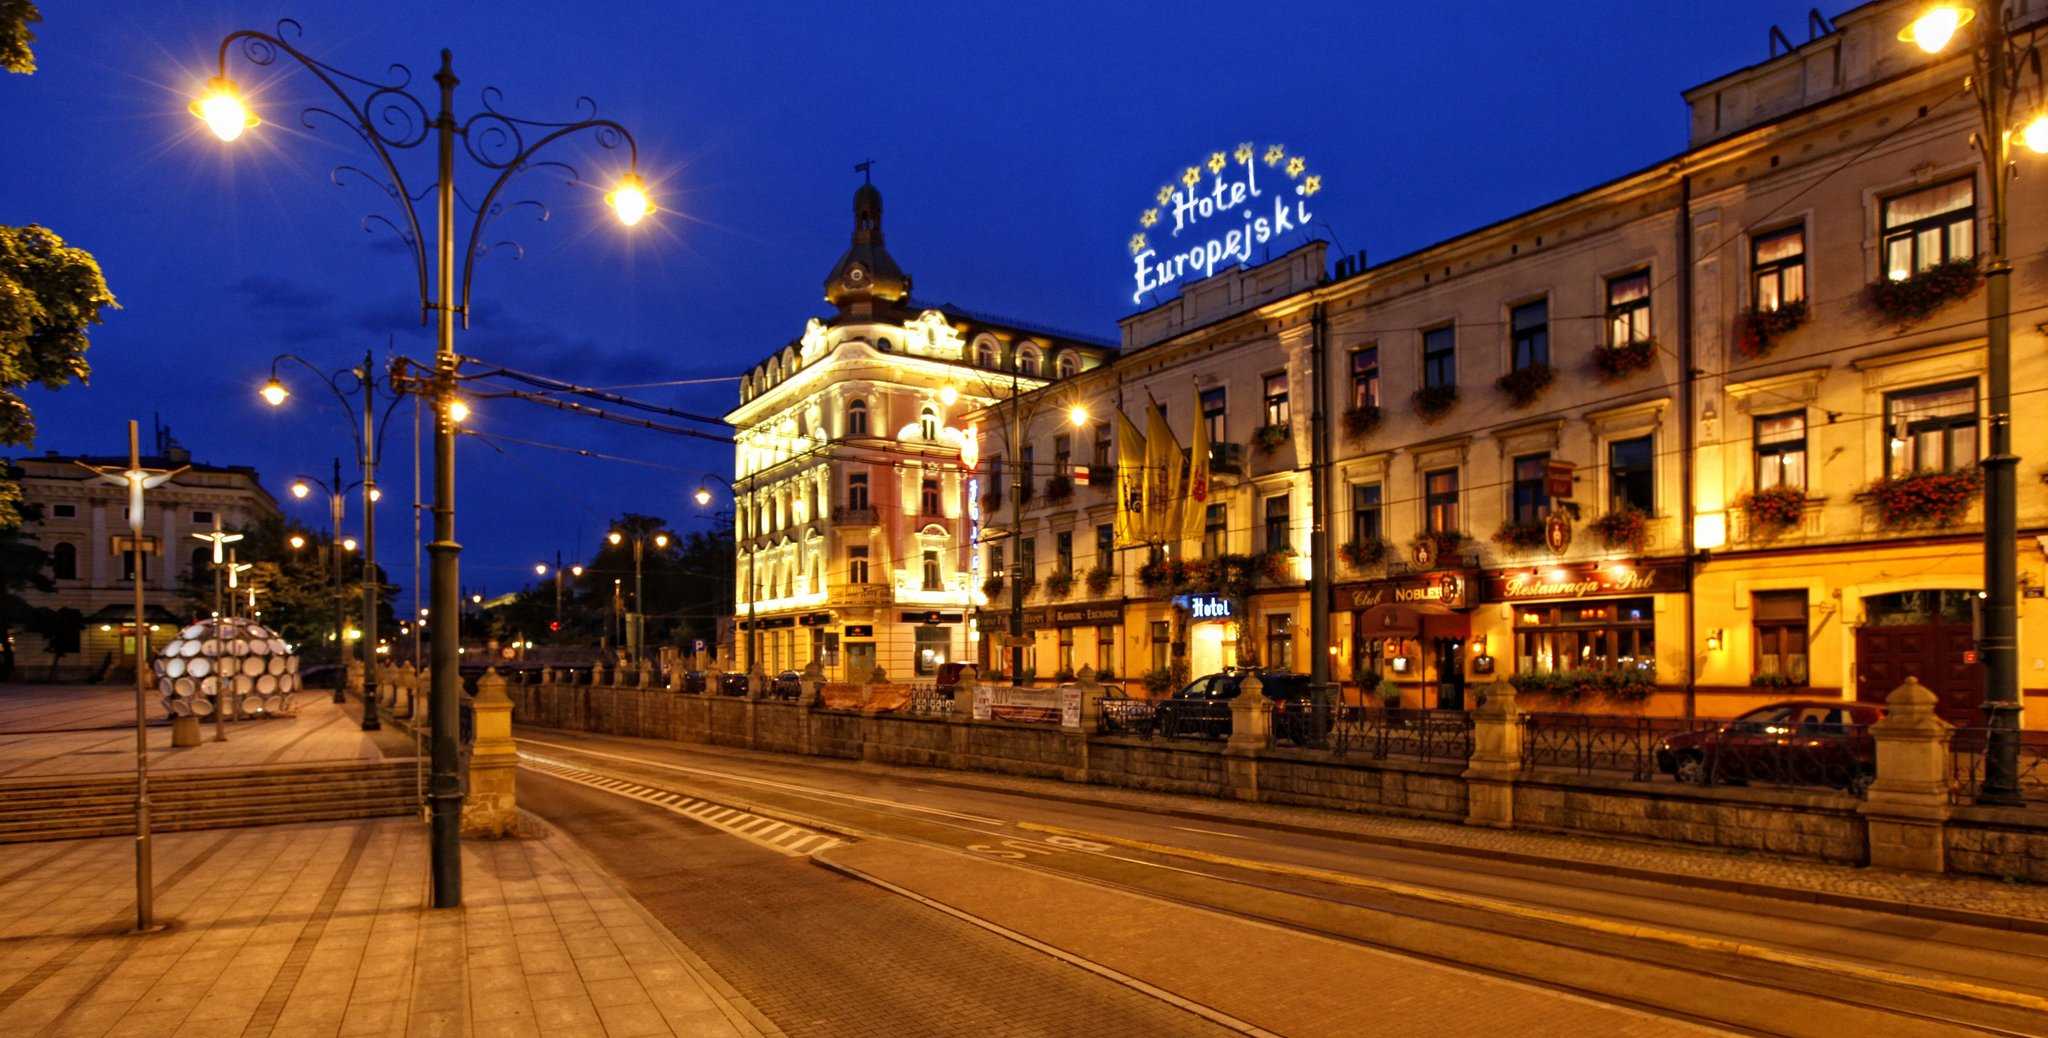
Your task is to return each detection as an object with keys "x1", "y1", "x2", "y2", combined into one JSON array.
[{"x1": 517, "y1": 751, "x2": 843, "y2": 858}]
